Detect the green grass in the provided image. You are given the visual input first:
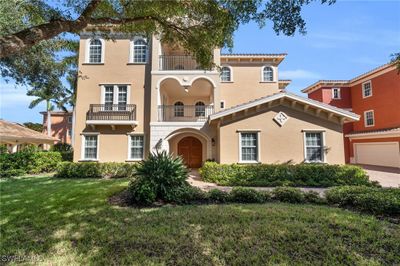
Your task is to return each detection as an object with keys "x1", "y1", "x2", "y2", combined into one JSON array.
[{"x1": 1, "y1": 176, "x2": 399, "y2": 265}]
